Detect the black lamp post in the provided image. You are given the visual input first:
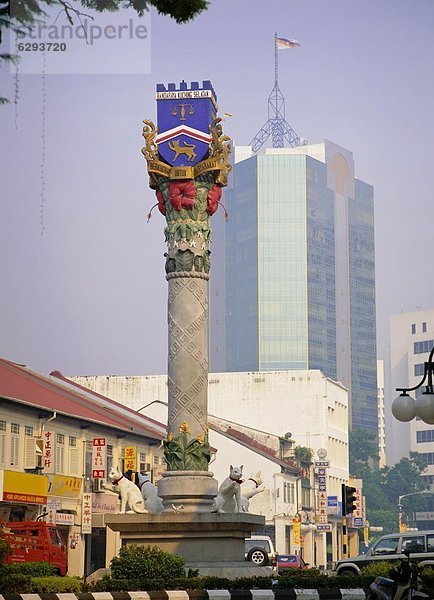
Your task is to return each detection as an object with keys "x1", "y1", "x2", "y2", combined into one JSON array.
[{"x1": 392, "y1": 346, "x2": 434, "y2": 424}]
